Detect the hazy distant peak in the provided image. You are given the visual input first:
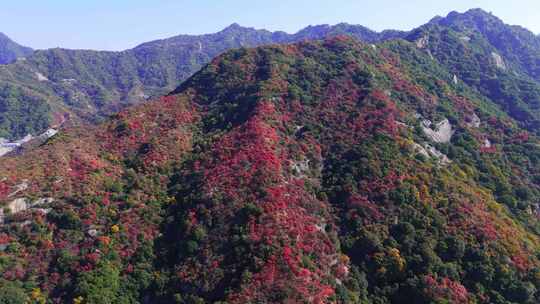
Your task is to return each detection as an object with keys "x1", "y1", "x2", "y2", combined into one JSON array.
[{"x1": 0, "y1": 31, "x2": 33, "y2": 64}]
